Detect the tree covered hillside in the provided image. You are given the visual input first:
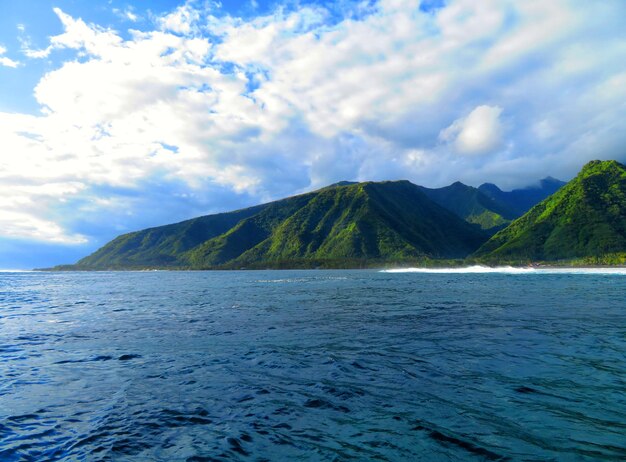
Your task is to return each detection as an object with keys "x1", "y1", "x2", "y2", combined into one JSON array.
[{"x1": 474, "y1": 160, "x2": 626, "y2": 262}]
